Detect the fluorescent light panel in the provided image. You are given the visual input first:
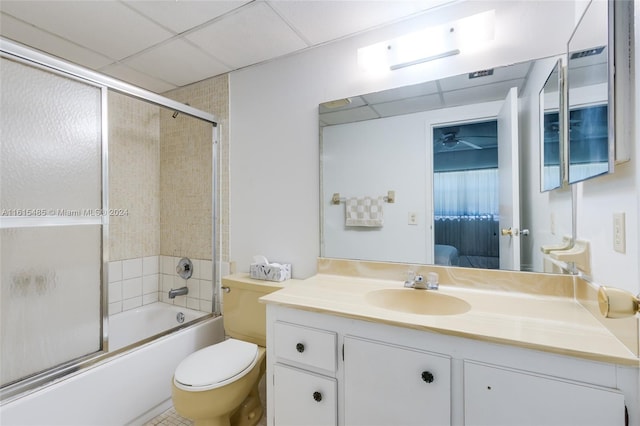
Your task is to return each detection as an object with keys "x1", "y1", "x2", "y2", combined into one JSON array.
[{"x1": 357, "y1": 10, "x2": 495, "y2": 73}]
